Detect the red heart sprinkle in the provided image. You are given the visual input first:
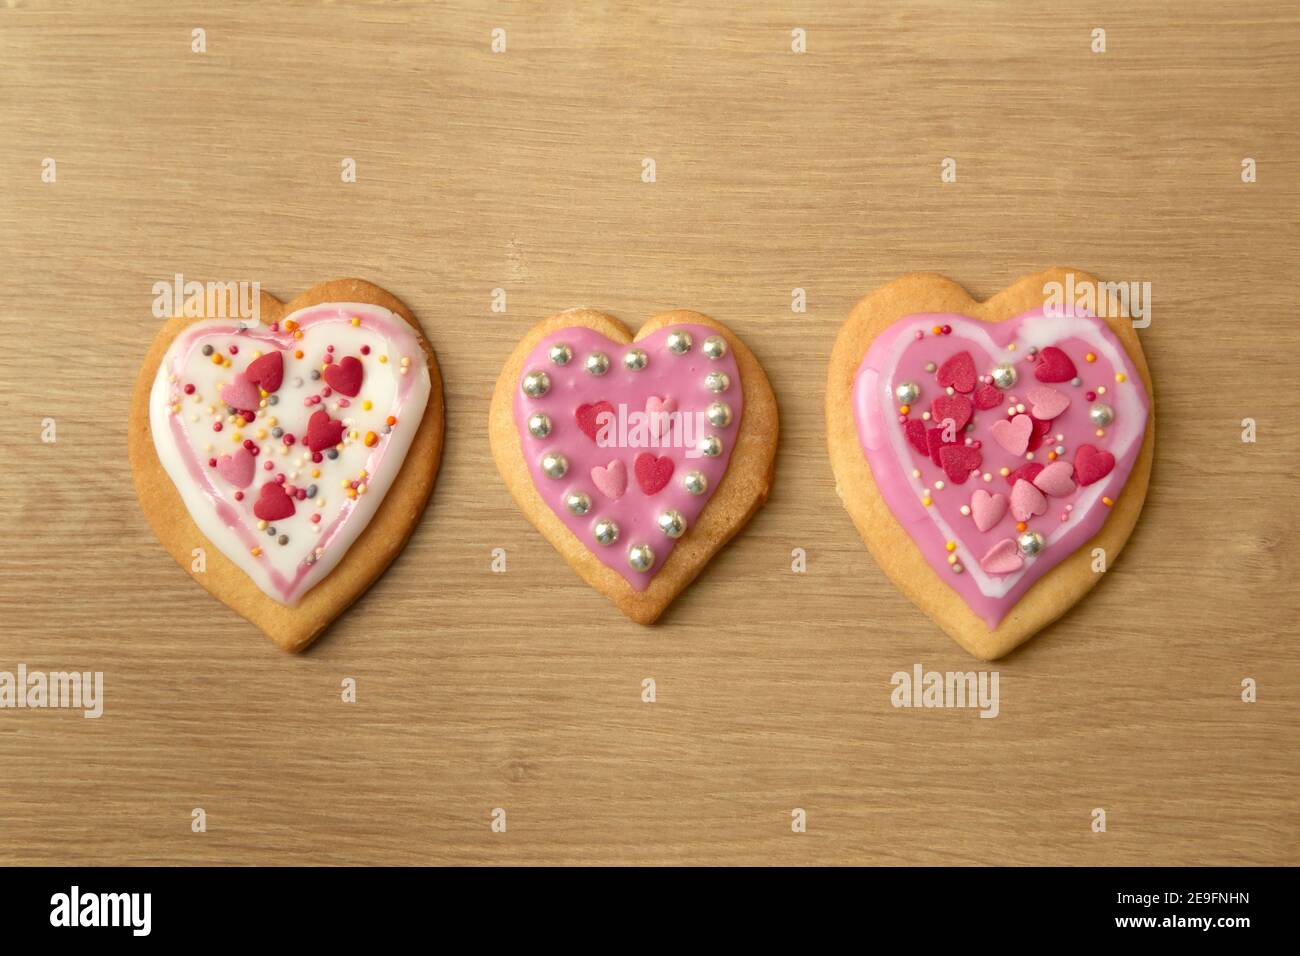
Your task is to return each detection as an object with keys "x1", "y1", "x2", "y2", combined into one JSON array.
[
  {"x1": 323, "y1": 355, "x2": 364, "y2": 397},
  {"x1": 903, "y1": 419, "x2": 928, "y2": 456},
  {"x1": 1026, "y1": 415, "x2": 1054, "y2": 452},
  {"x1": 1074, "y1": 443, "x2": 1116, "y2": 486},
  {"x1": 575, "y1": 401, "x2": 616, "y2": 442},
  {"x1": 634, "y1": 453, "x2": 674, "y2": 495},
  {"x1": 1005, "y1": 462, "x2": 1045, "y2": 488},
  {"x1": 1034, "y1": 346, "x2": 1077, "y2": 383},
  {"x1": 926, "y1": 426, "x2": 956, "y2": 467},
  {"x1": 937, "y1": 351, "x2": 977, "y2": 393},
  {"x1": 939, "y1": 445, "x2": 982, "y2": 484},
  {"x1": 252, "y1": 481, "x2": 295, "y2": 521},
  {"x1": 972, "y1": 383, "x2": 1003, "y2": 410},
  {"x1": 305, "y1": 410, "x2": 345, "y2": 452},
  {"x1": 930, "y1": 394, "x2": 973, "y2": 432},
  {"x1": 245, "y1": 350, "x2": 284, "y2": 393}
]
